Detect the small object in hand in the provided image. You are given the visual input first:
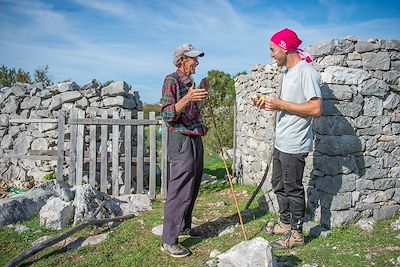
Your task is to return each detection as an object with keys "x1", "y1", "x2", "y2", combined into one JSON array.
[
  {"x1": 257, "y1": 95, "x2": 266, "y2": 107},
  {"x1": 251, "y1": 94, "x2": 265, "y2": 108},
  {"x1": 200, "y1": 78, "x2": 211, "y2": 91},
  {"x1": 251, "y1": 94, "x2": 259, "y2": 103}
]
